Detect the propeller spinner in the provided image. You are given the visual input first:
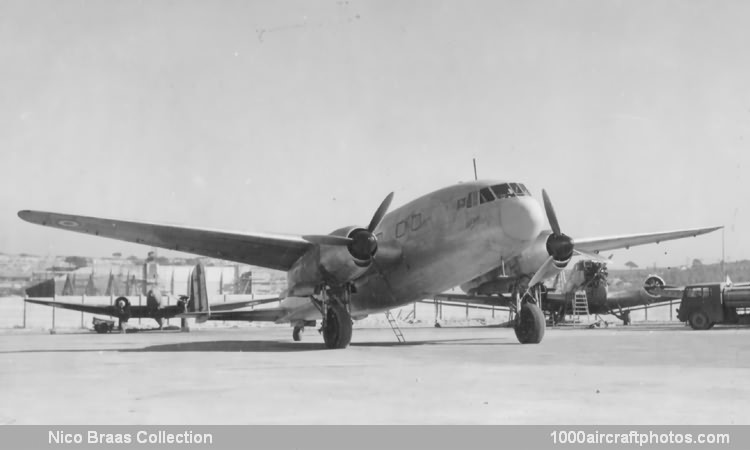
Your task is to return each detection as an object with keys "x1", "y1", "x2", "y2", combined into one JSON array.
[
  {"x1": 303, "y1": 192, "x2": 394, "y2": 266},
  {"x1": 528, "y1": 189, "x2": 575, "y2": 287}
]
